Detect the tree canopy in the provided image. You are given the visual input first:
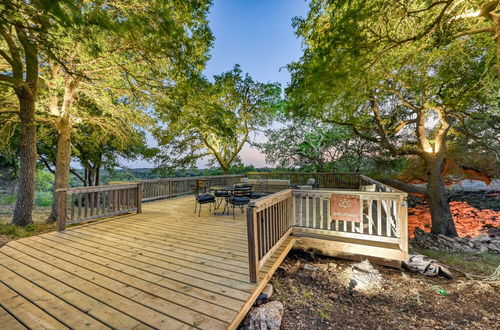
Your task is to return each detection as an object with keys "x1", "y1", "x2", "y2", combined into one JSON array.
[
  {"x1": 286, "y1": 0, "x2": 499, "y2": 236},
  {"x1": 258, "y1": 119, "x2": 372, "y2": 172},
  {"x1": 155, "y1": 65, "x2": 282, "y2": 174},
  {"x1": 0, "y1": 0, "x2": 213, "y2": 225}
]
